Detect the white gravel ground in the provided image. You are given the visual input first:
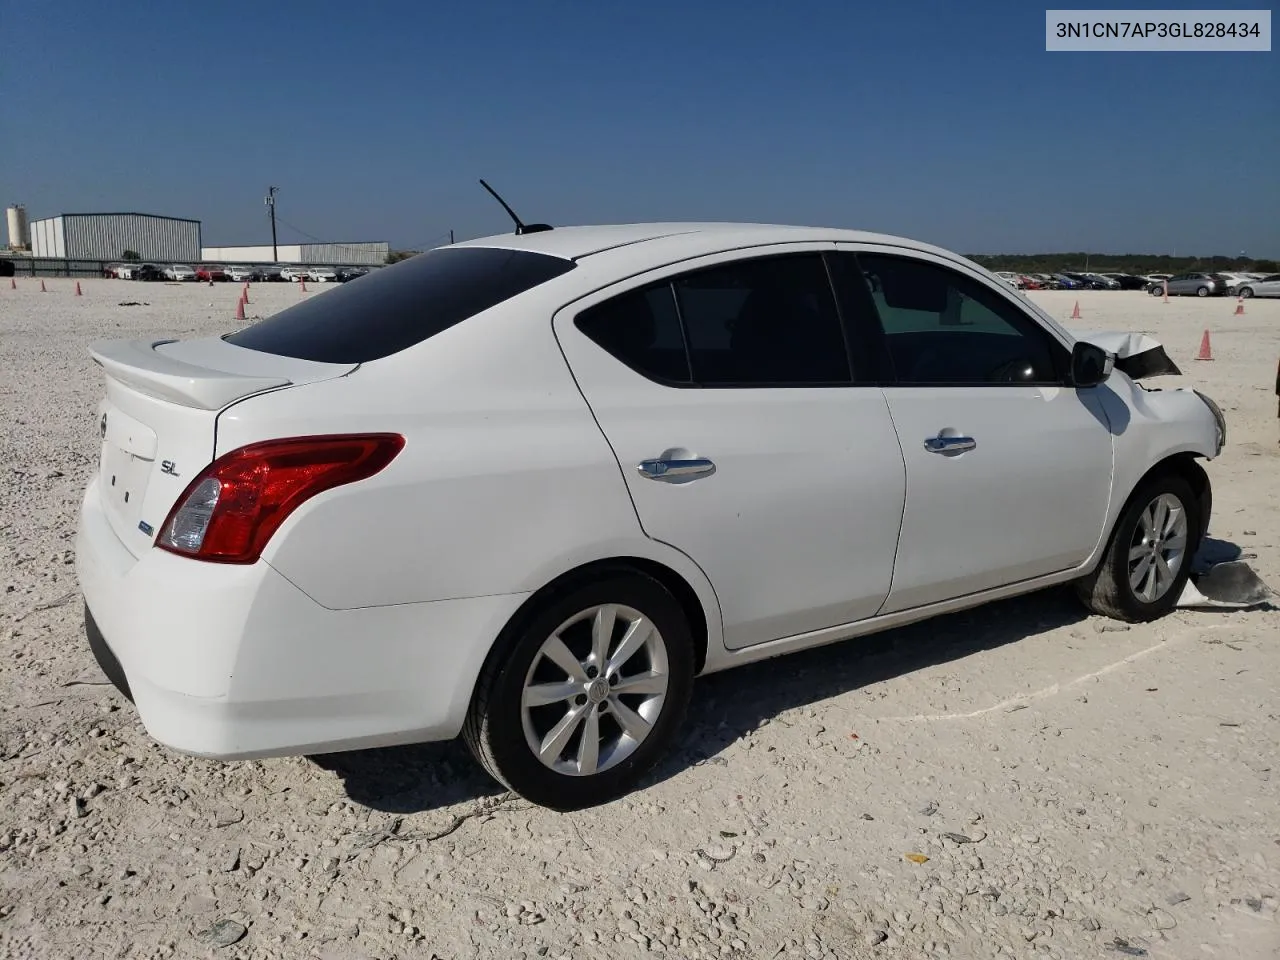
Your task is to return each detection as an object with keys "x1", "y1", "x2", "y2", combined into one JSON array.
[{"x1": 1, "y1": 277, "x2": 1278, "y2": 960}]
